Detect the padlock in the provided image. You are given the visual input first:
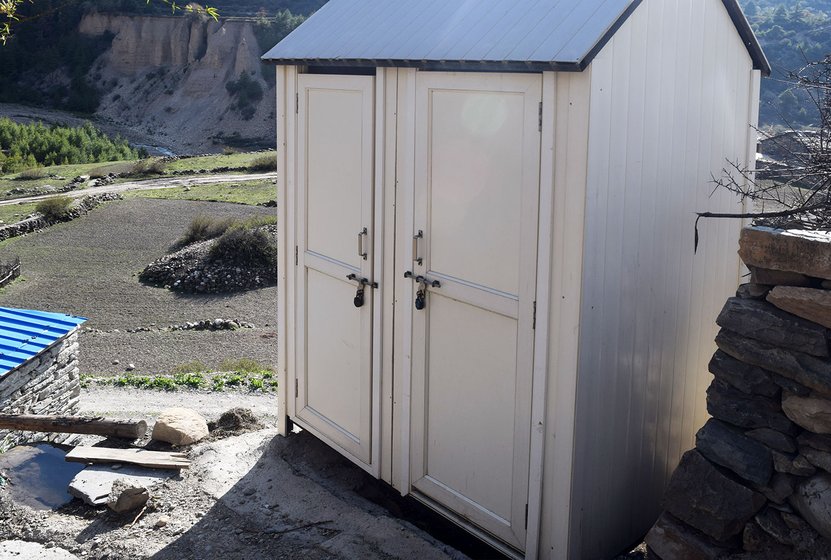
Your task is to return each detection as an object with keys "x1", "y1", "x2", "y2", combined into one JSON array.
[
  {"x1": 354, "y1": 287, "x2": 365, "y2": 308},
  {"x1": 415, "y1": 289, "x2": 426, "y2": 310}
]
